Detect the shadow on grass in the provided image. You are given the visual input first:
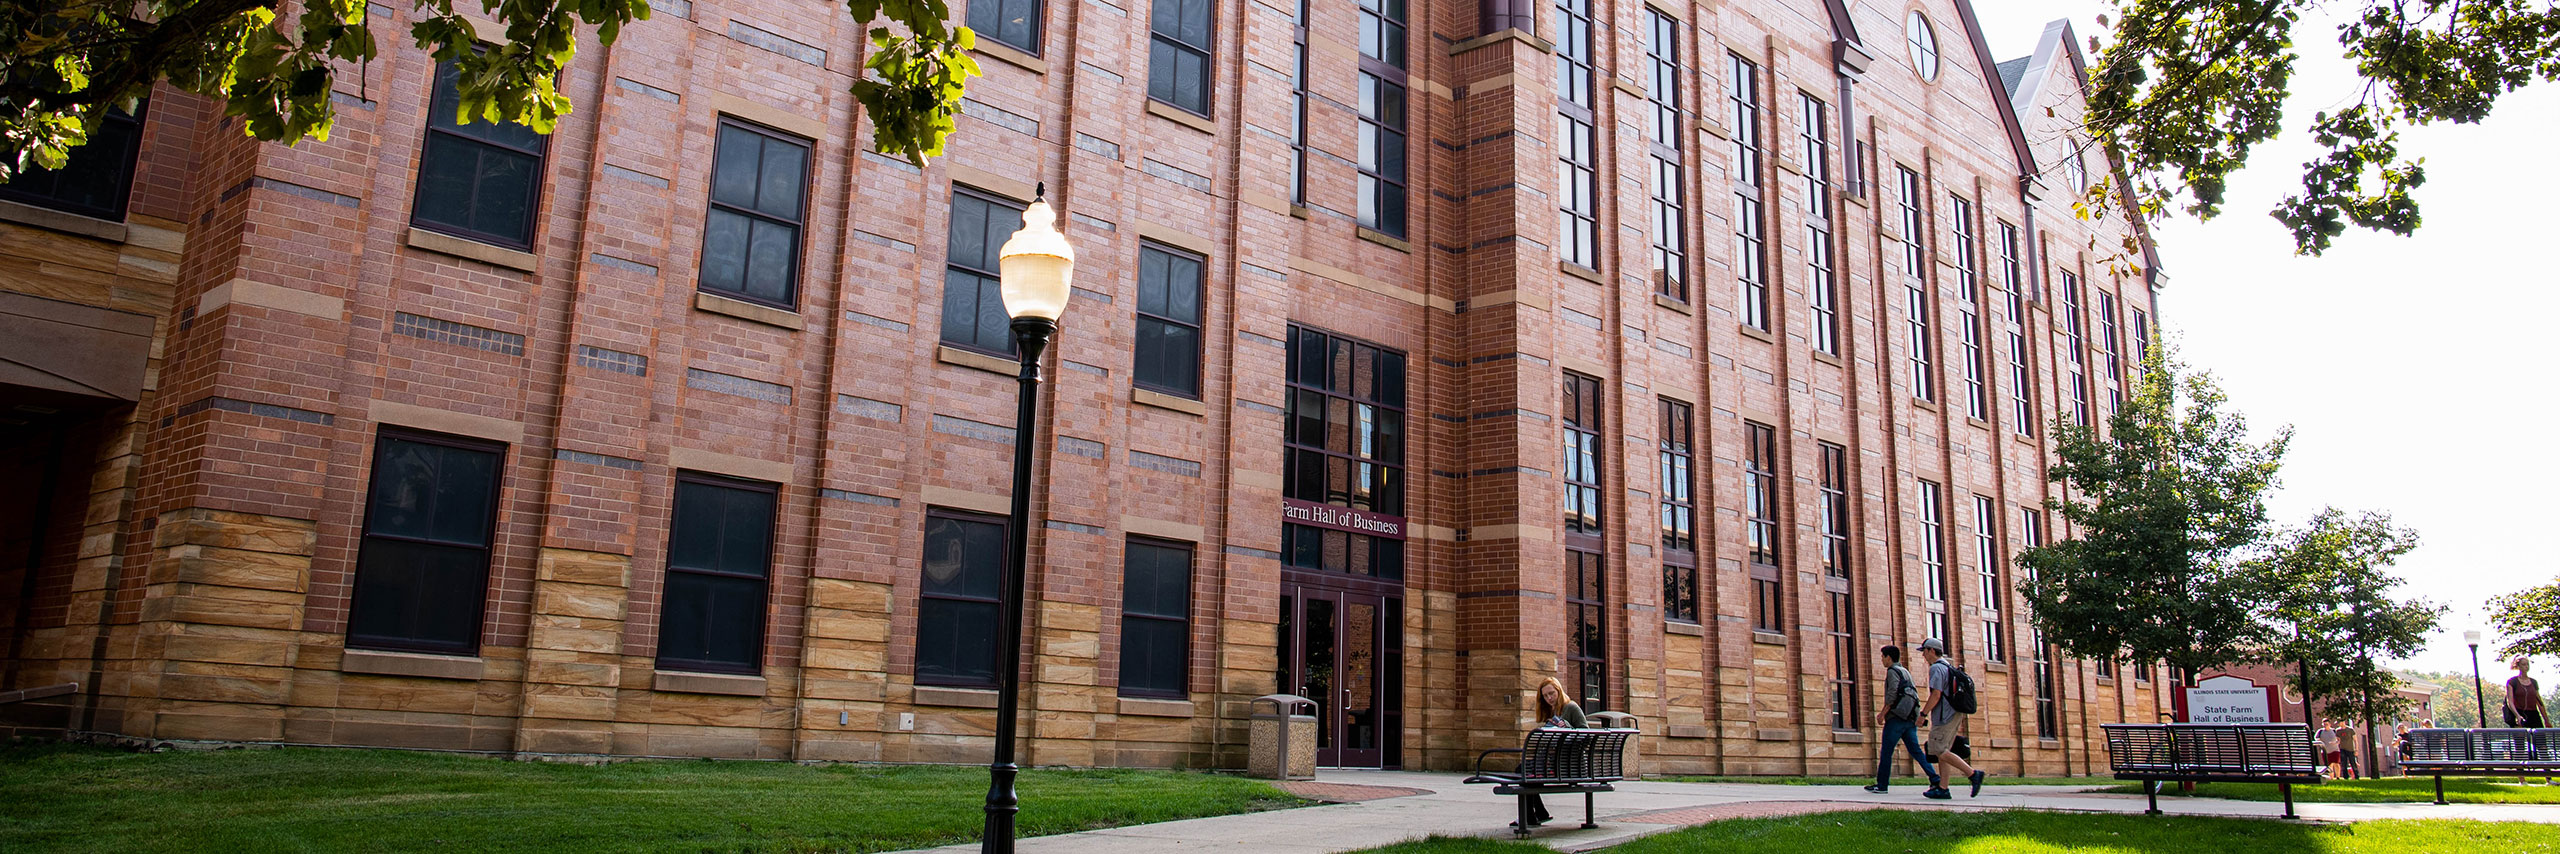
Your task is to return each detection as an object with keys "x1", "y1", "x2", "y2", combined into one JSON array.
[
  {"x1": 2097, "y1": 776, "x2": 2560, "y2": 804},
  {"x1": 1357, "y1": 811, "x2": 2554, "y2": 854}
]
